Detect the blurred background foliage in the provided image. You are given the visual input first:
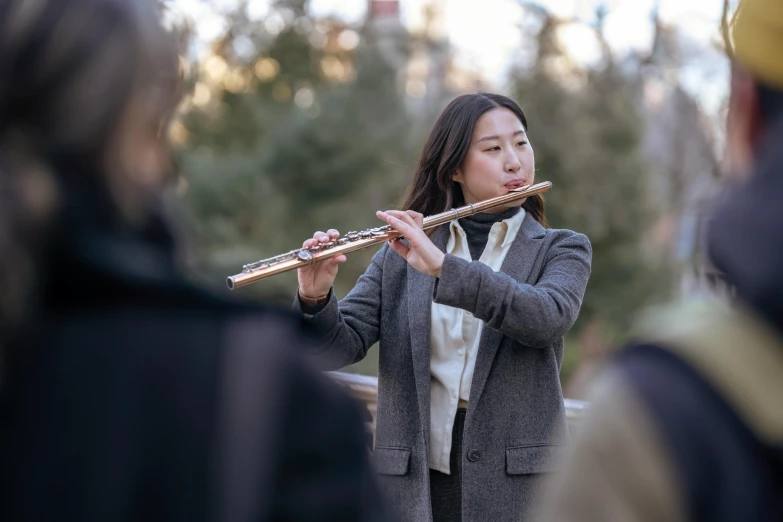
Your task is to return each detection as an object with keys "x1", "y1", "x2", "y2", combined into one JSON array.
[{"x1": 163, "y1": 0, "x2": 726, "y2": 396}]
